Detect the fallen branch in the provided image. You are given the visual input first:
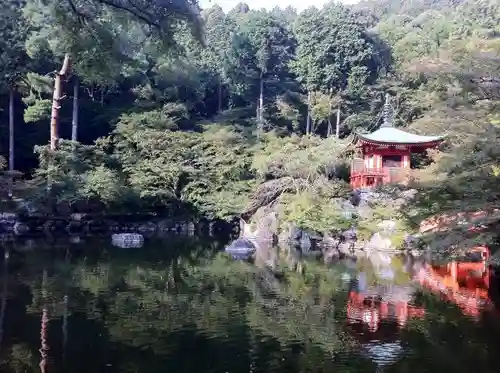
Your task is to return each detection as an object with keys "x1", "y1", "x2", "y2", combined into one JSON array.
[{"x1": 241, "y1": 177, "x2": 310, "y2": 220}]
